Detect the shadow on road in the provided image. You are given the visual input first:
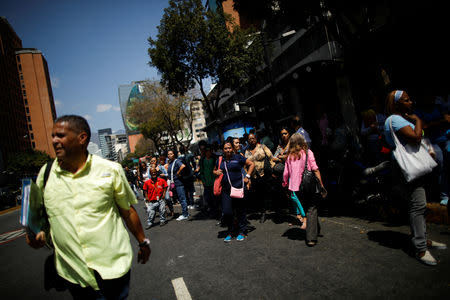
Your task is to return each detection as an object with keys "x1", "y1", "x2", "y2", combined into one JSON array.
[
  {"x1": 367, "y1": 230, "x2": 412, "y2": 256},
  {"x1": 281, "y1": 228, "x2": 306, "y2": 241}
]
